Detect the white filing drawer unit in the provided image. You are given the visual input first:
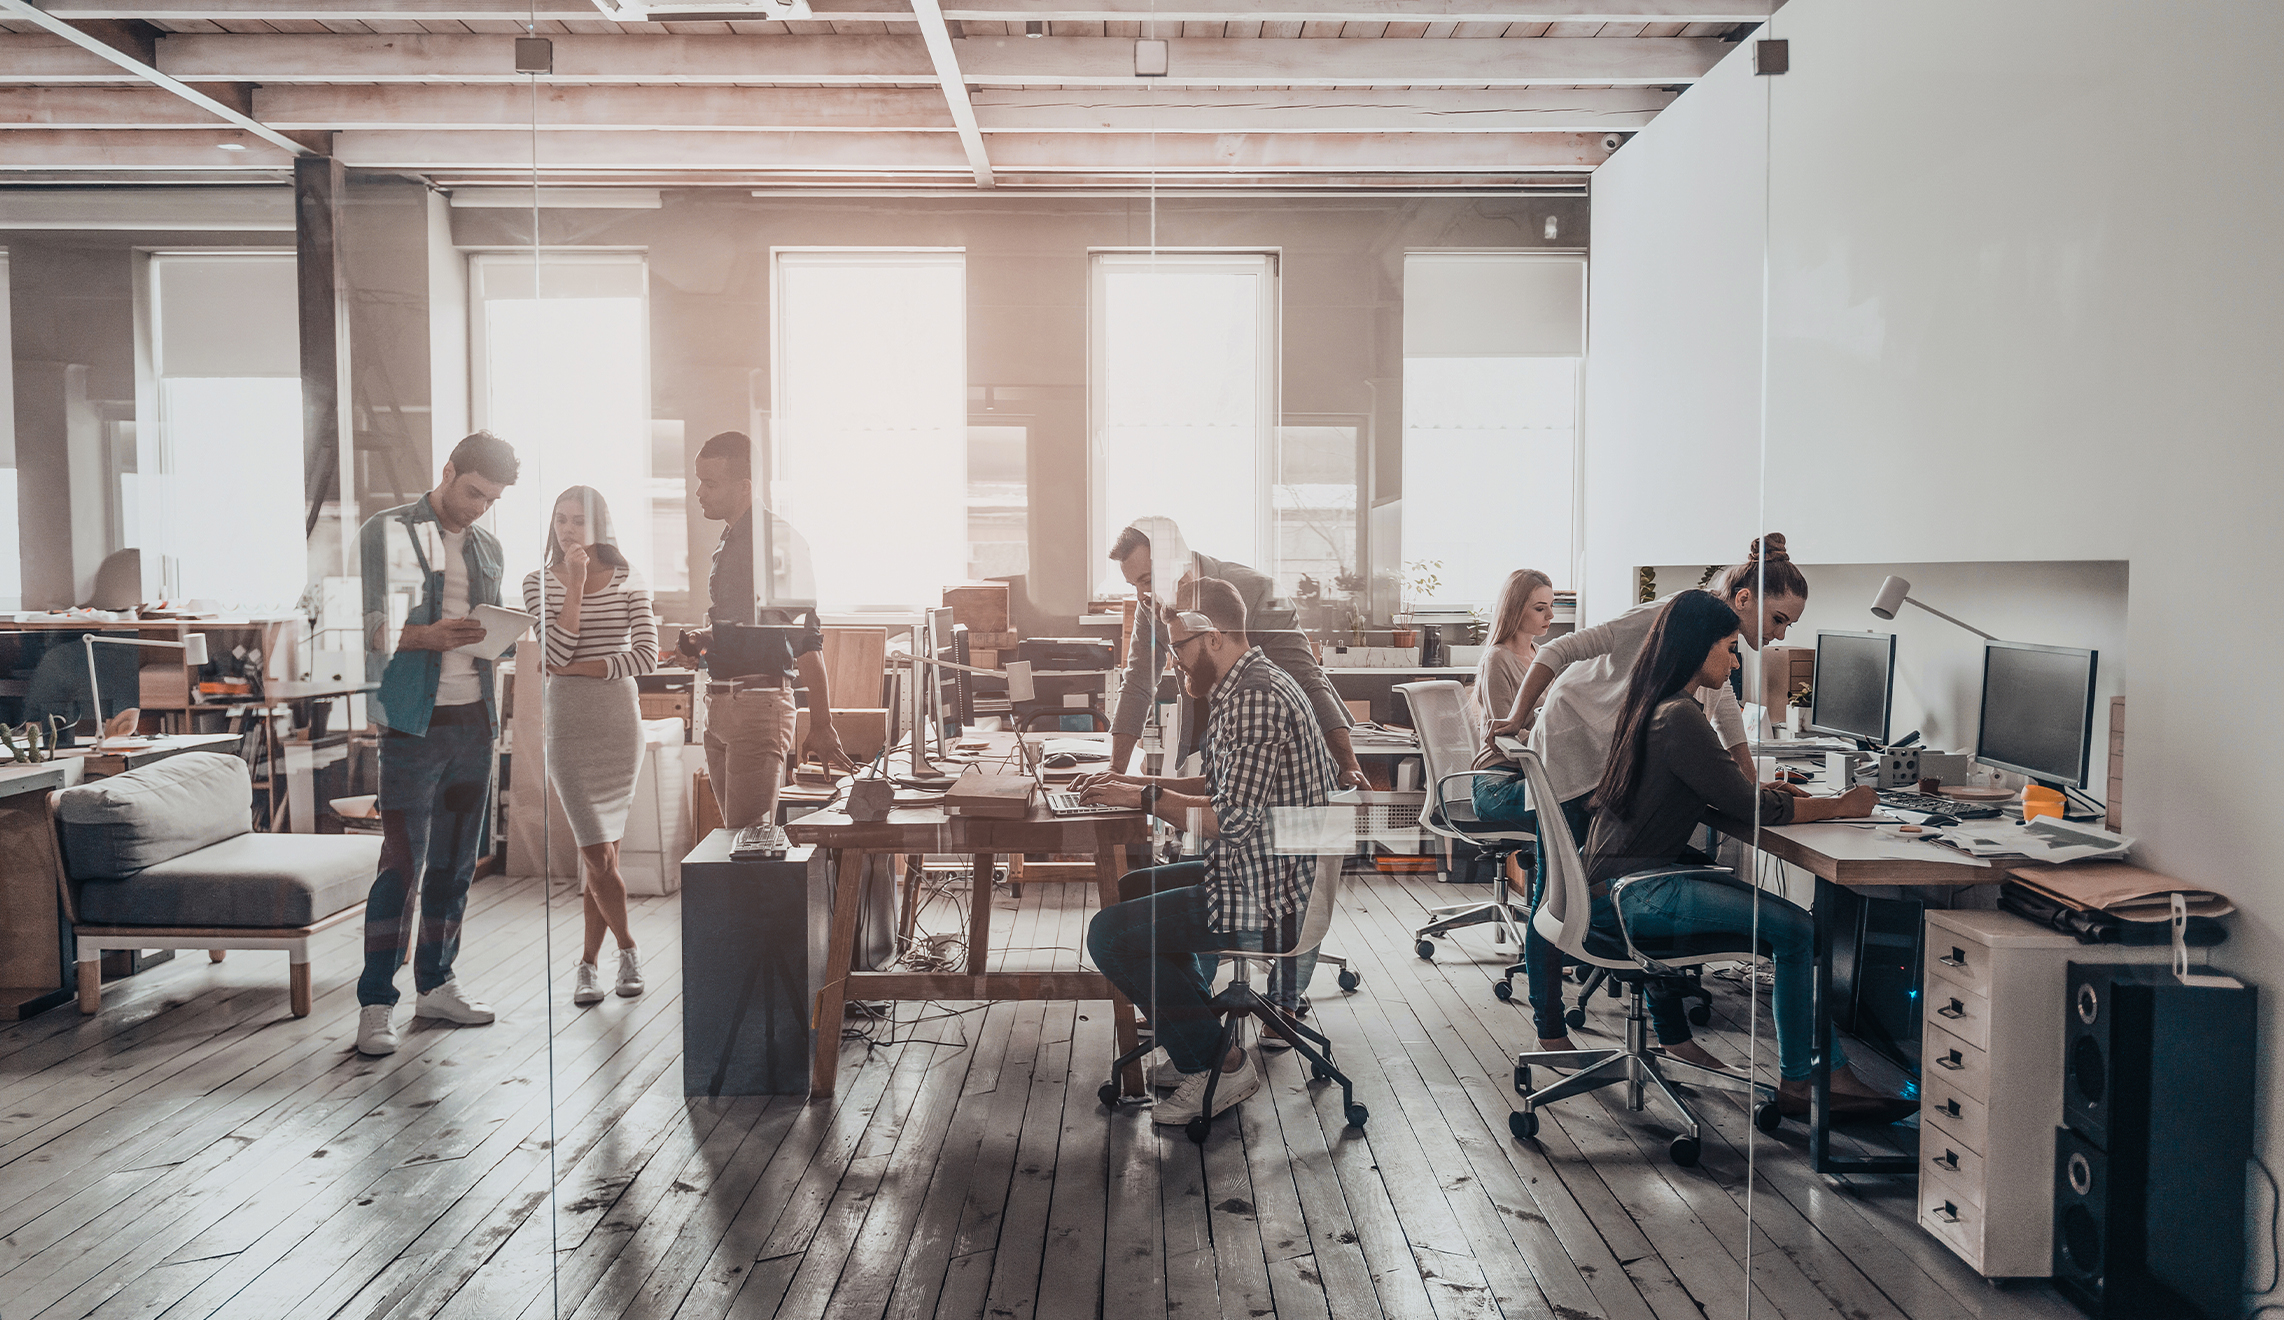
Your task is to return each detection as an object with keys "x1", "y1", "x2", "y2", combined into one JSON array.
[{"x1": 1916, "y1": 909, "x2": 2174, "y2": 1277}]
